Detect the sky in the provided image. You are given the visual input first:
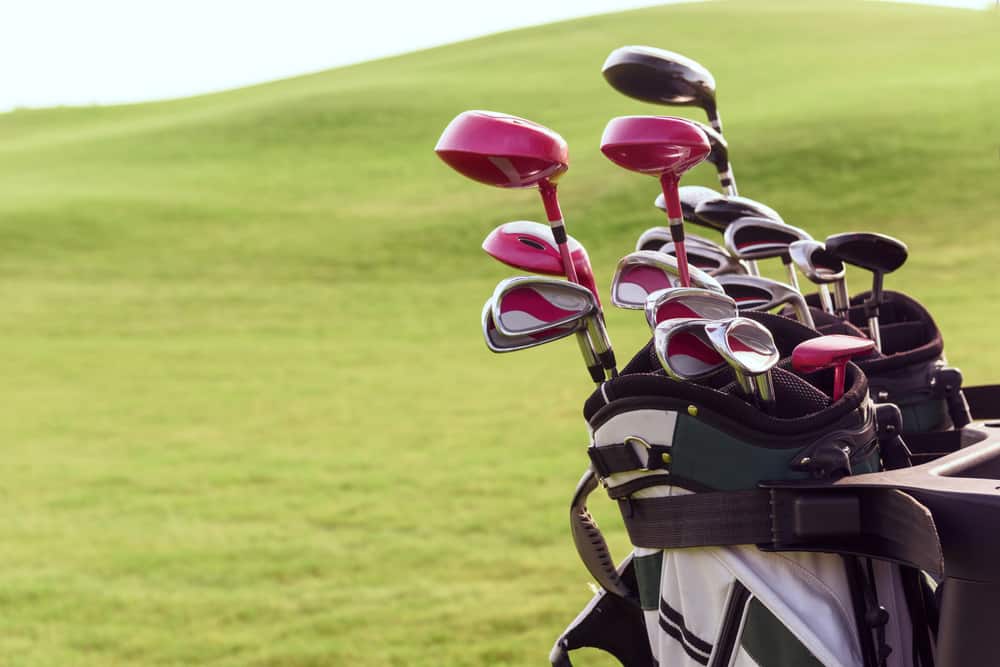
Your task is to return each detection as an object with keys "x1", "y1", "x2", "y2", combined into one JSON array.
[{"x1": 1, "y1": 0, "x2": 993, "y2": 112}]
